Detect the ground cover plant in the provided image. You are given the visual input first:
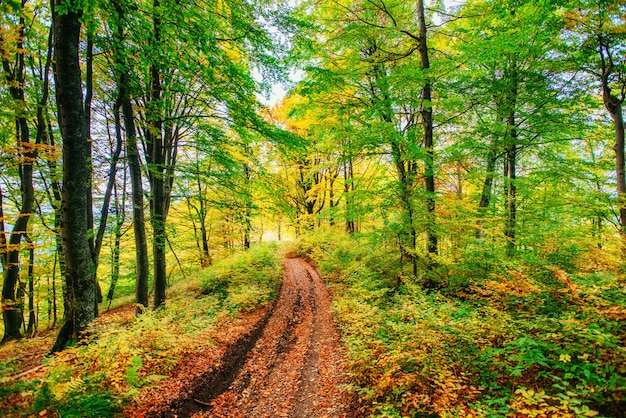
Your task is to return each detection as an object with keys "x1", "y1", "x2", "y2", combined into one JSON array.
[
  {"x1": 0, "y1": 243, "x2": 283, "y2": 417},
  {"x1": 289, "y1": 233, "x2": 626, "y2": 417}
]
